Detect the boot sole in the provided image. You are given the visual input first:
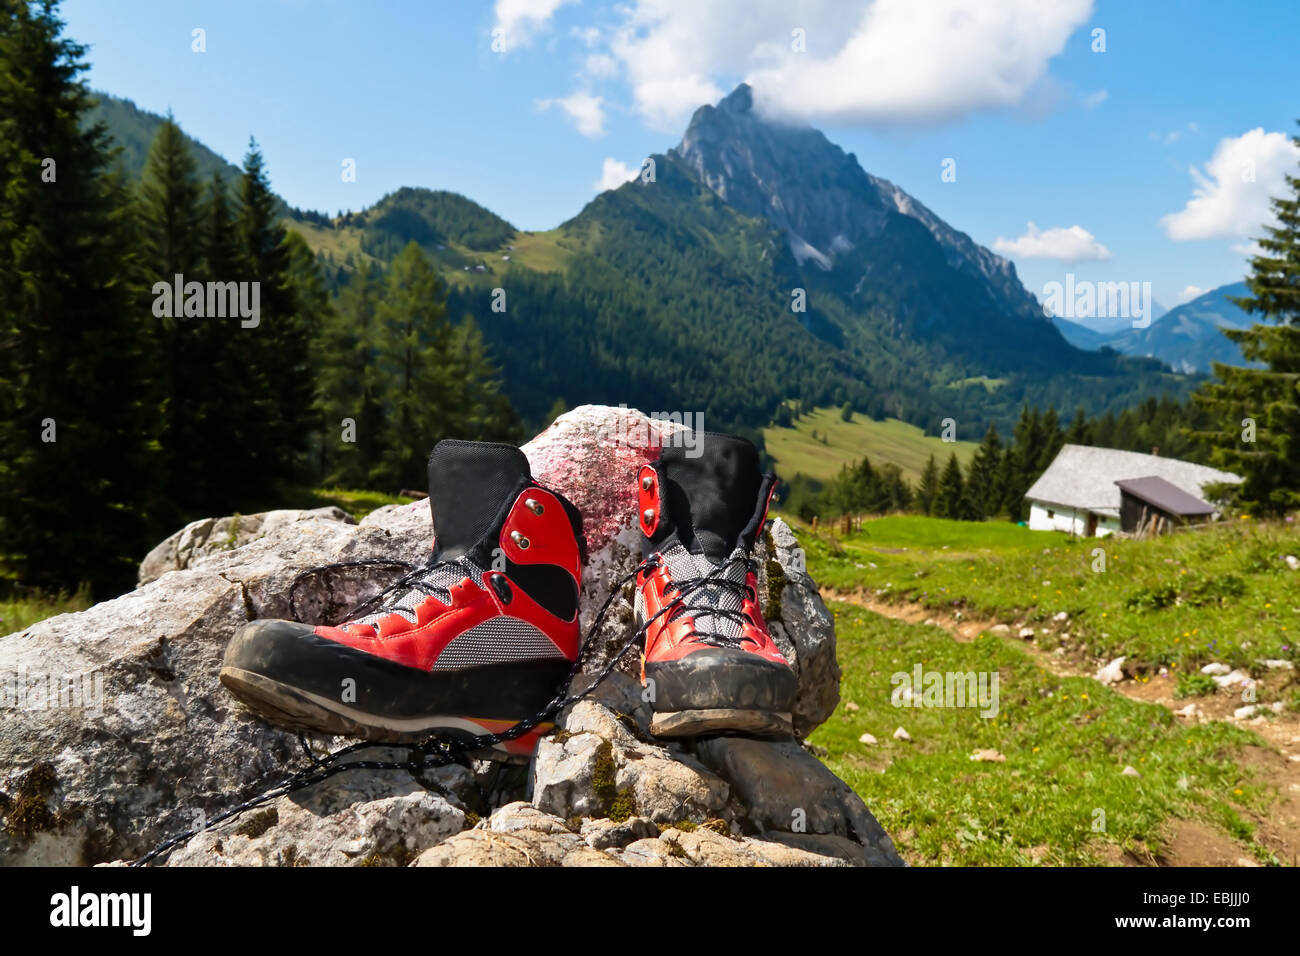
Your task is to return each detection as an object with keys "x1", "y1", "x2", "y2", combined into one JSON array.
[
  {"x1": 649, "y1": 707, "x2": 793, "y2": 738},
  {"x1": 219, "y1": 666, "x2": 549, "y2": 763},
  {"x1": 641, "y1": 643, "x2": 797, "y2": 739}
]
